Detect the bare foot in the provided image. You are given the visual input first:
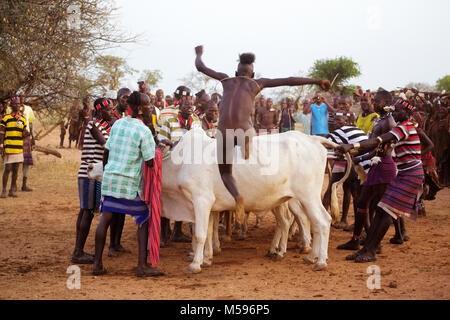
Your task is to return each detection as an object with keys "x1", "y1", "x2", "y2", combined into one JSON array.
[{"x1": 136, "y1": 265, "x2": 165, "y2": 277}]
